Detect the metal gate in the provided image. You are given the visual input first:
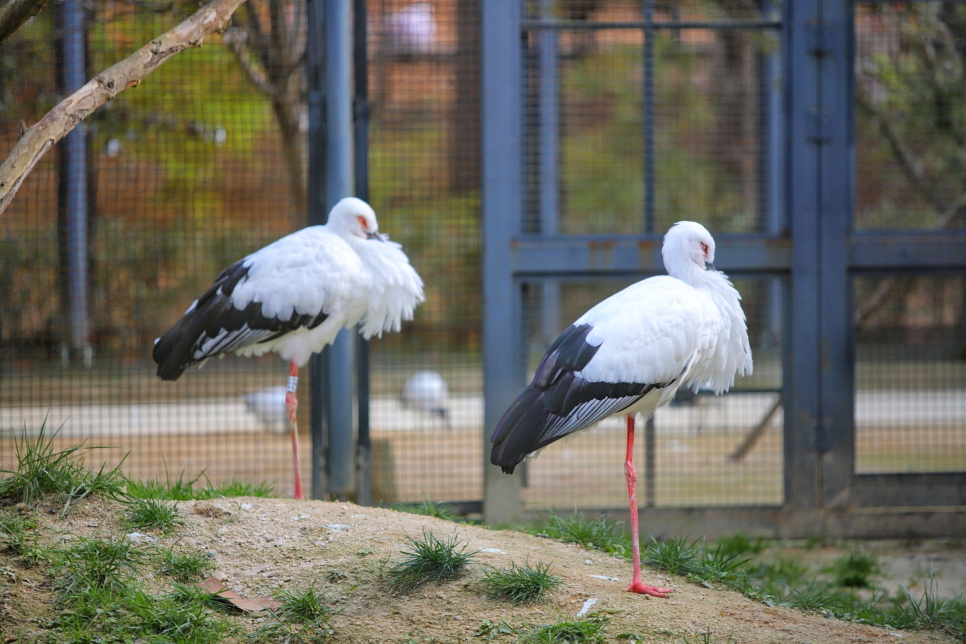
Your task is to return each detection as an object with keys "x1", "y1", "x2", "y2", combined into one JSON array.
[{"x1": 481, "y1": 0, "x2": 966, "y2": 537}]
